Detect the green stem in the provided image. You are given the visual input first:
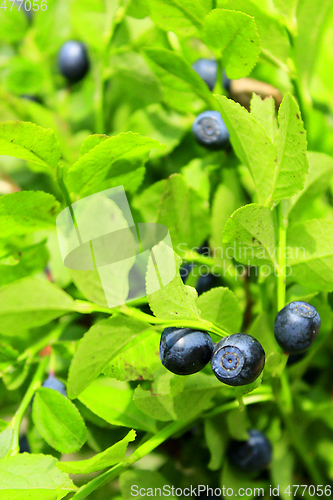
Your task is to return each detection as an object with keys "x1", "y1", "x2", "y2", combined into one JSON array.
[
  {"x1": 72, "y1": 392, "x2": 275, "y2": 499},
  {"x1": 6, "y1": 356, "x2": 49, "y2": 457},
  {"x1": 277, "y1": 200, "x2": 288, "y2": 312},
  {"x1": 76, "y1": 300, "x2": 229, "y2": 338},
  {"x1": 71, "y1": 420, "x2": 186, "y2": 500}
]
